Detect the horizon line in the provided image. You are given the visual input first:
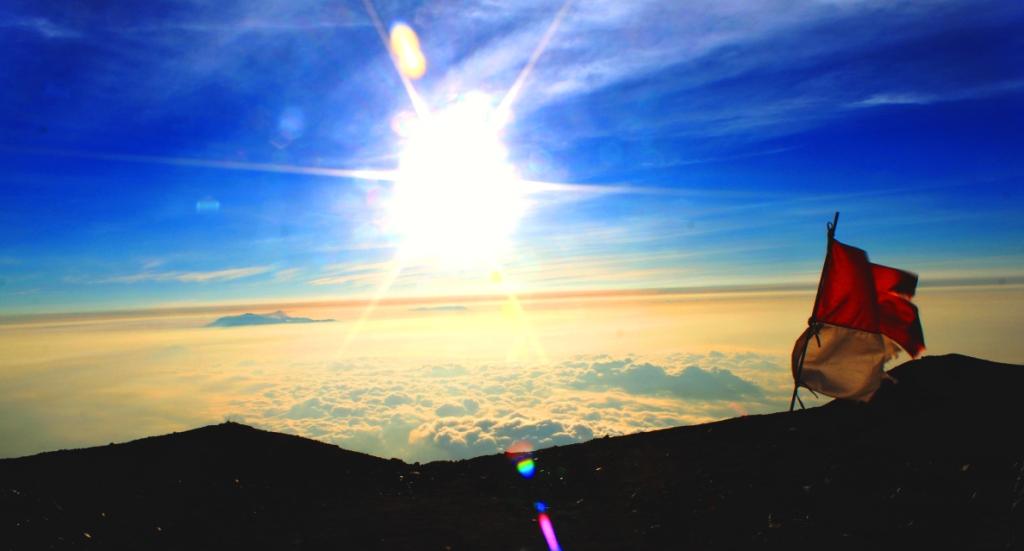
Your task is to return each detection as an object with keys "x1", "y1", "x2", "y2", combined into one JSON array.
[{"x1": 2, "y1": 276, "x2": 1021, "y2": 325}]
